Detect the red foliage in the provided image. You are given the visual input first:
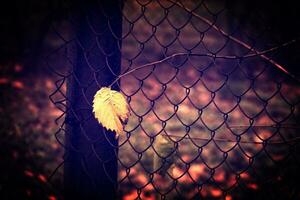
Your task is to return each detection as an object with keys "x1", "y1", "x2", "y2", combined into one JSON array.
[
  {"x1": 0, "y1": 78, "x2": 9, "y2": 84},
  {"x1": 24, "y1": 170, "x2": 34, "y2": 177},
  {"x1": 210, "y1": 188, "x2": 222, "y2": 197},
  {"x1": 12, "y1": 80, "x2": 24, "y2": 89},
  {"x1": 48, "y1": 195, "x2": 57, "y2": 200},
  {"x1": 37, "y1": 174, "x2": 47, "y2": 183},
  {"x1": 240, "y1": 172, "x2": 250, "y2": 180},
  {"x1": 225, "y1": 195, "x2": 233, "y2": 200},
  {"x1": 247, "y1": 183, "x2": 258, "y2": 190}
]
